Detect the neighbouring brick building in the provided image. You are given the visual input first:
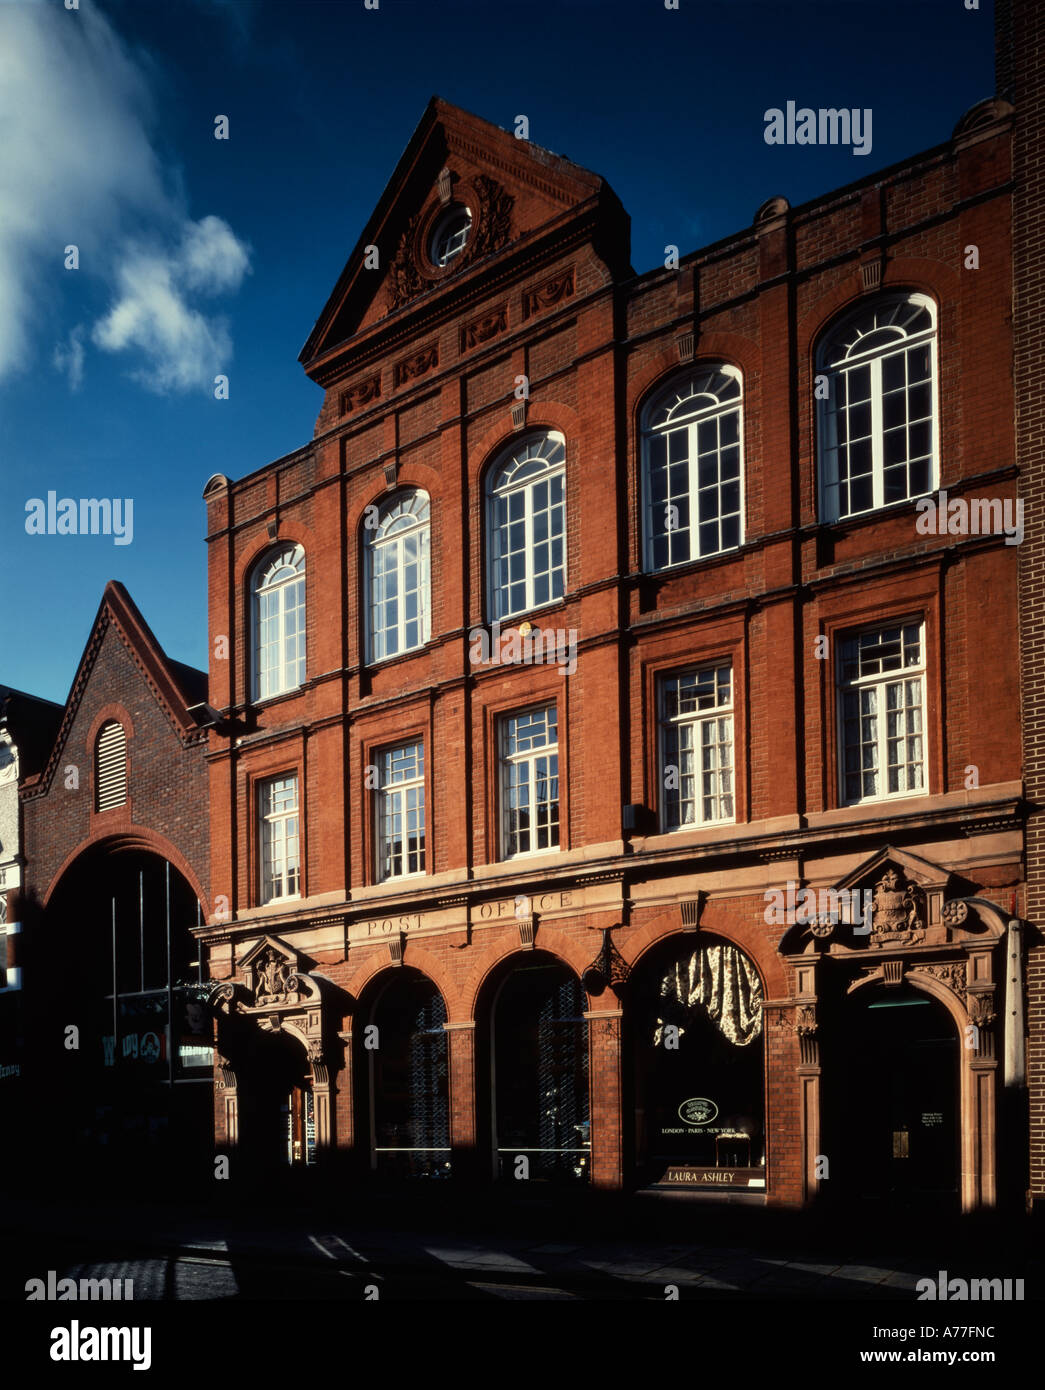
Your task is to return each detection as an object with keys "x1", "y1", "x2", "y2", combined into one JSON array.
[
  {"x1": 16, "y1": 582, "x2": 214, "y2": 1190},
  {"x1": 0, "y1": 685, "x2": 63, "y2": 1138},
  {"x1": 998, "y1": 0, "x2": 1045, "y2": 1219},
  {"x1": 200, "y1": 61, "x2": 1032, "y2": 1208}
]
